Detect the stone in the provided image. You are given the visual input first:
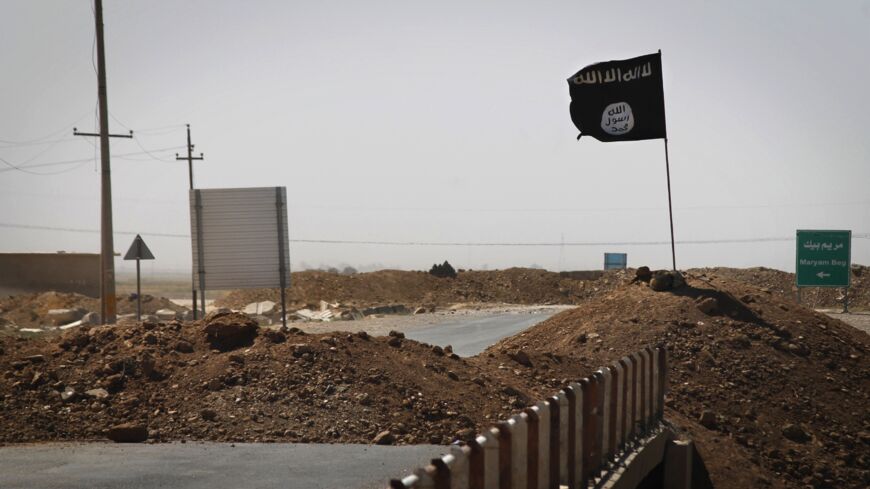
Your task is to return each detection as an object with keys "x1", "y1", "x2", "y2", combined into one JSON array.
[
  {"x1": 782, "y1": 424, "x2": 811, "y2": 443},
  {"x1": 431, "y1": 345, "x2": 444, "y2": 356},
  {"x1": 47, "y1": 308, "x2": 85, "y2": 326},
  {"x1": 649, "y1": 271, "x2": 673, "y2": 291},
  {"x1": 262, "y1": 329, "x2": 286, "y2": 343},
  {"x1": 81, "y1": 312, "x2": 101, "y2": 326},
  {"x1": 413, "y1": 307, "x2": 427, "y2": 315},
  {"x1": 174, "y1": 340, "x2": 194, "y2": 353},
  {"x1": 787, "y1": 343, "x2": 810, "y2": 357},
  {"x1": 155, "y1": 309, "x2": 178, "y2": 321},
  {"x1": 107, "y1": 422, "x2": 148, "y2": 443},
  {"x1": 447, "y1": 371, "x2": 459, "y2": 381},
  {"x1": 730, "y1": 335, "x2": 752, "y2": 349},
  {"x1": 373, "y1": 430, "x2": 395, "y2": 445},
  {"x1": 250, "y1": 315, "x2": 272, "y2": 326},
  {"x1": 508, "y1": 349, "x2": 533, "y2": 368},
  {"x1": 671, "y1": 271, "x2": 686, "y2": 288},
  {"x1": 696, "y1": 297, "x2": 719, "y2": 315},
  {"x1": 85, "y1": 388, "x2": 109, "y2": 400},
  {"x1": 388, "y1": 330, "x2": 405, "y2": 339},
  {"x1": 200, "y1": 408, "x2": 218, "y2": 421},
  {"x1": 25, "y1": 354, "x2": 45, "y2": 364},
  {"x1": 699, "y1": 410, "x2": 718, "y2": 429},
  {"x1": 243, "y1": 301, "x2": 276, "y2": 316},
  {"x1": 635, "y1": 266, "x2": 652, "y2": 282},
  {"x1": 387, "y1": 337, "x2": 402, "y2": 347},
  {"x1": 60, "y1": 388, "x2": 78, "y2": 402}
]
